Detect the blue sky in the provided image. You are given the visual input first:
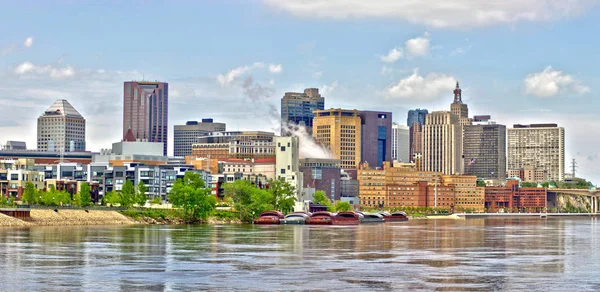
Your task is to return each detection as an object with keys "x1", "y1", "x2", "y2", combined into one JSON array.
[{"x1": 1, "y1": 0, "x2": 599, "y2": 182}]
